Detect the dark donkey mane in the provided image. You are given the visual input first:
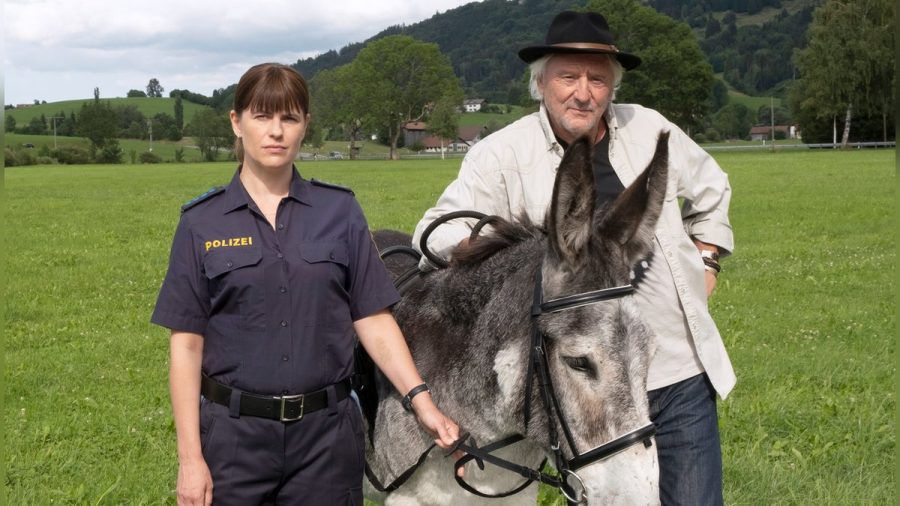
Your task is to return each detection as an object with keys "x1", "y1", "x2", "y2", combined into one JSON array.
[{"x1": 450, "y1": 215, "x2": 543, "y2": 267}]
